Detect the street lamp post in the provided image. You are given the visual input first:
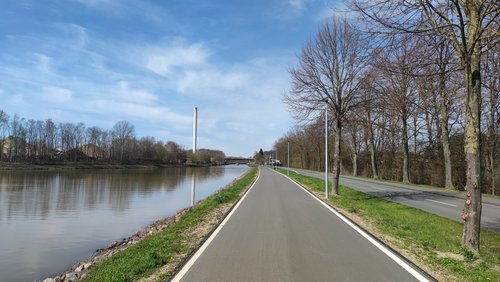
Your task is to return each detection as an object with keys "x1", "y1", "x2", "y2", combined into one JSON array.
[
  {"x1": 287, "y1": 141, "x2": 290, "y2": 176},
  {"x1": 324, "y1": 99, "x2": 329, "y2": 199}
]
